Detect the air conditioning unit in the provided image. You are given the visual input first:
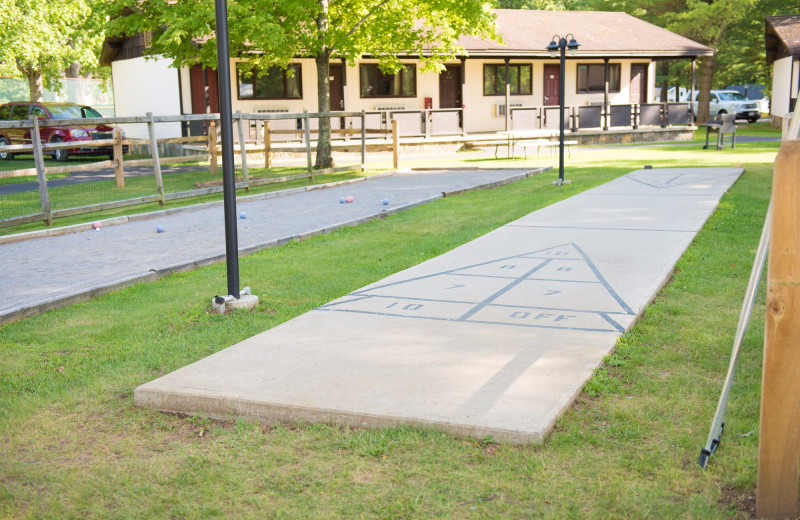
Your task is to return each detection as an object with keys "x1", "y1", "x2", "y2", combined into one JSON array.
[
  {"x1": 495, "y1": 103, "x2": 523, "y2": 117},
  {"x1": 257, "y1": 108, "x2": 289, "y2": 113},
  {"x1": 588, "y1": 101, "x2": 605, "y2": 106},
  {"x1": 375, "y1": 105, "x2": 405, "y2": 111}
]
